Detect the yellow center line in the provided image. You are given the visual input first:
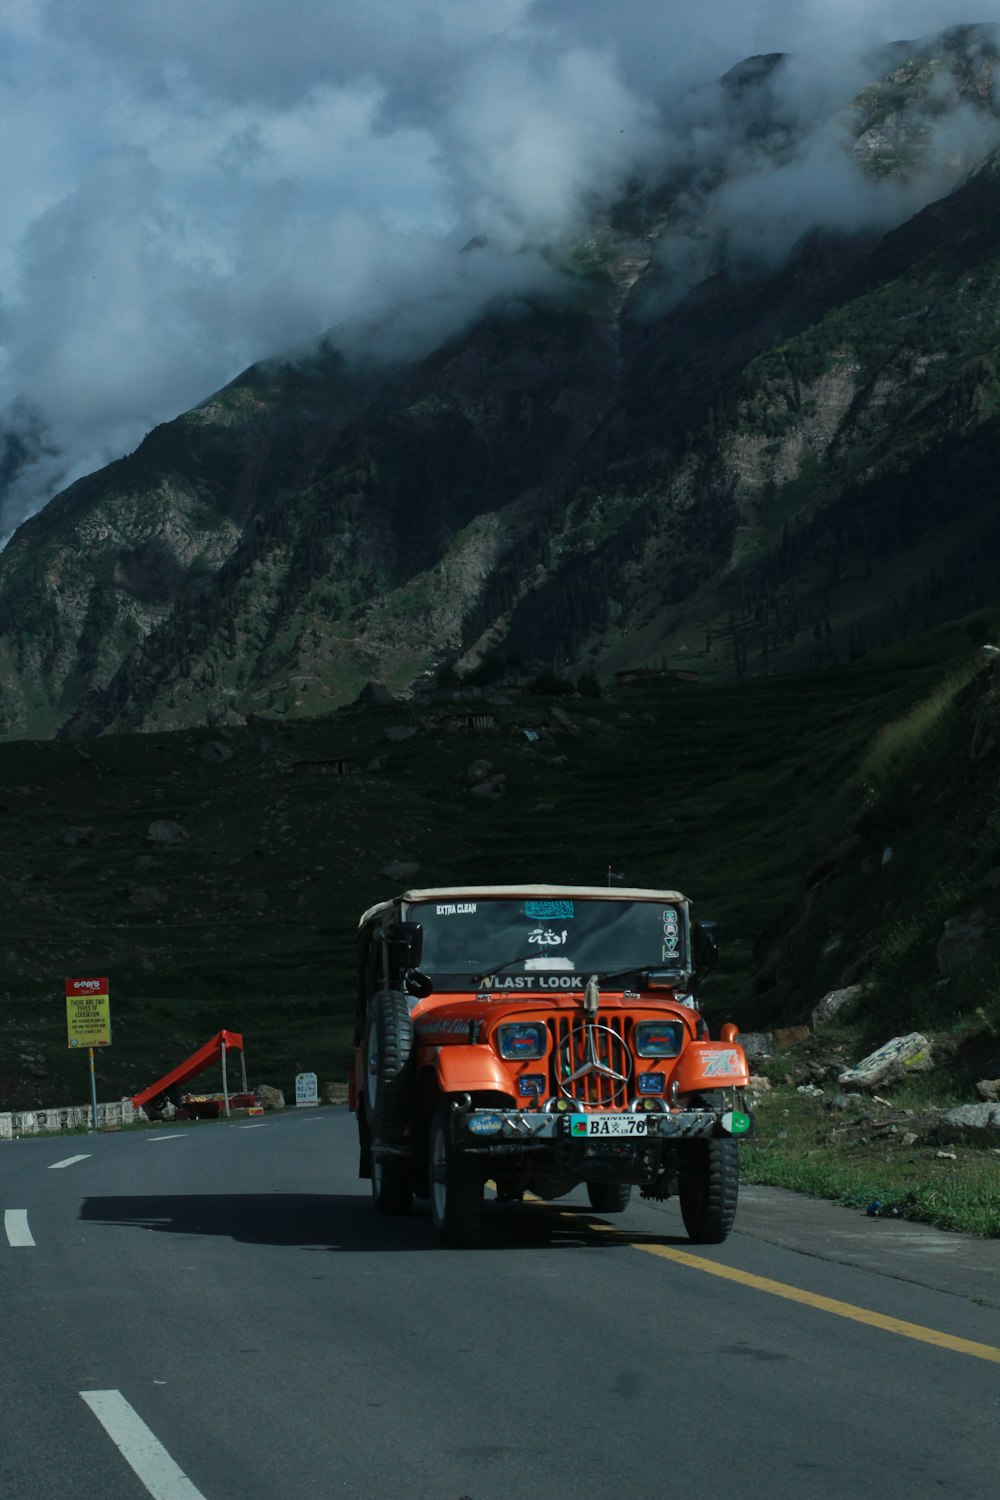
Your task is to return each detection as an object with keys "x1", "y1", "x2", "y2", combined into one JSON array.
[
  {"x1": 546, "y1": 1210, "x2": 1000, "y2": 1365},
  {"x1": 497, "y1": 1190, "x2": 1000, "y2": 1364}
]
